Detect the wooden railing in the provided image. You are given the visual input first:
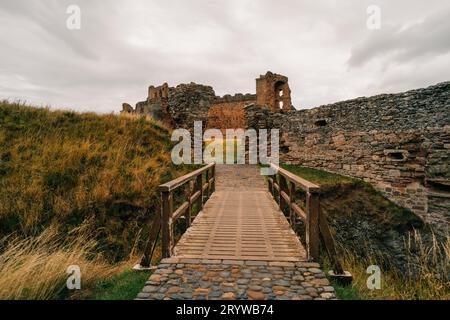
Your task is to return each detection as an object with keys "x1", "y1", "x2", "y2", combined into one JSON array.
[
  {"x1": 267, "y1": 163, "x2": 345, "y2": 275},
  {"x1": 140, "y1": 163, "x2": 216, "y2": 267}
]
